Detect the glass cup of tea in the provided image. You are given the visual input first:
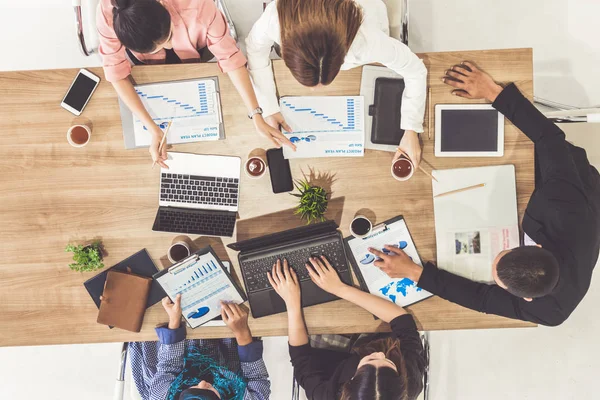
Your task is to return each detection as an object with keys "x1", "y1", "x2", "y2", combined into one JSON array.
[
  {"x1": 245, "y1": 156, "x2": 267, "y2": 179},
  {"x1": 391, "y1": 156, "x2": 414, "y2": 182},
  {"x1": 167, "y1": 241, "x2": 191, "y2": 264},
  {"x1": 67, "y1": 124, "x2": 91, "y2": 148}
]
